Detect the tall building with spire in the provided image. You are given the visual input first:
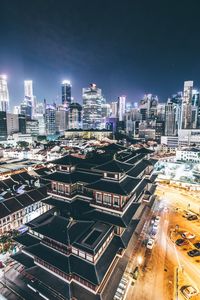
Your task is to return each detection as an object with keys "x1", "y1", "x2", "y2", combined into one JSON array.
[{"x1": 0, "y1": 75, "x2": 9, "y2": 112}]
